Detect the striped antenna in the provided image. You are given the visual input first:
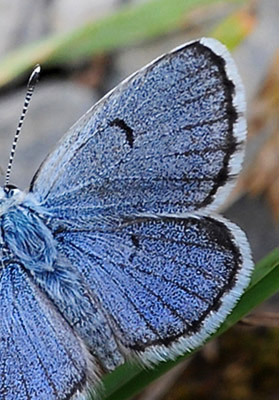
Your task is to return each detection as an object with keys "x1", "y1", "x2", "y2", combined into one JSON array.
[{"x1": 5, "y1": 64, "x2": 41, "y2": 186}]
